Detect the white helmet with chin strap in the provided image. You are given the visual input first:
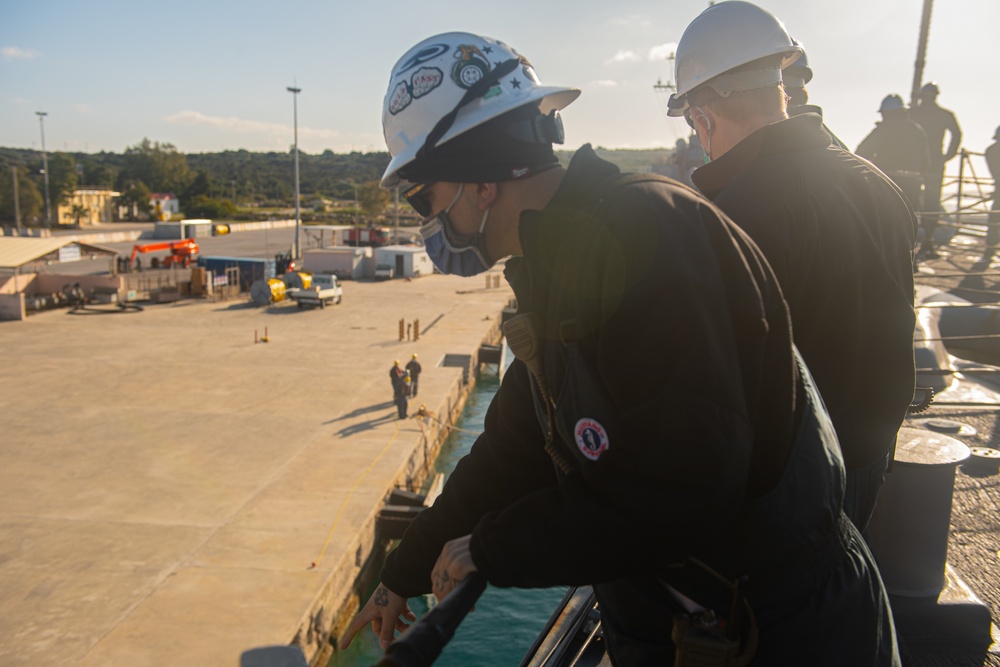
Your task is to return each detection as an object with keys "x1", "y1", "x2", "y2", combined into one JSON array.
[
  {"x1": 381, "y1": 32, "x2": 580, "y2": 189},
  {"x1": 667, "y1": 1, "x2": 802, "y2": 117}
]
